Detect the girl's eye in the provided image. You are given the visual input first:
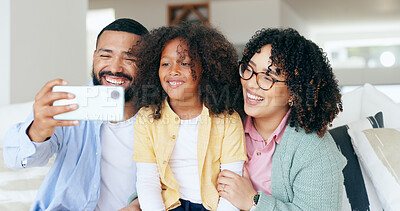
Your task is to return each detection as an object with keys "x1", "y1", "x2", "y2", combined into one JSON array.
[
  {"x1": 181, "y1": 62, "x2": 190, "y2": 66},
  {"x1": 126, "y1": 57, "x2": 136, "y2": 62},
  {"x1": 161, "y1": 62, "x2": 170, "y2": 66}
]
